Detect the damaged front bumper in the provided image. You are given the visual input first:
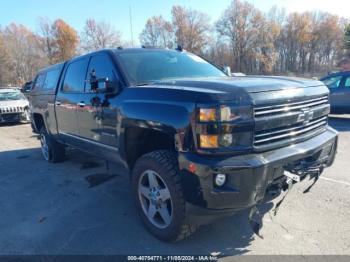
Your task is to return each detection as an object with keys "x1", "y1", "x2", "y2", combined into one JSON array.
[{"x1": 179, "y1": 126, "x2": 338, "y2": 225}]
